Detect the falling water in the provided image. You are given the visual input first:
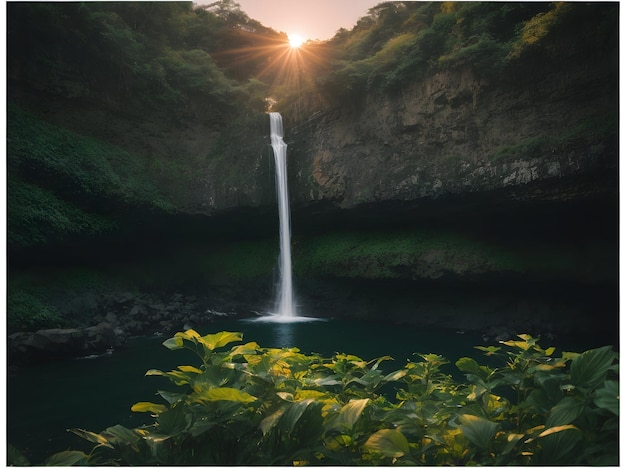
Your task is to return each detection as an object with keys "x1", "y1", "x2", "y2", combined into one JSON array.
[{"x1": 269, "y1": 112, "x2": 296, "y2": 318}]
